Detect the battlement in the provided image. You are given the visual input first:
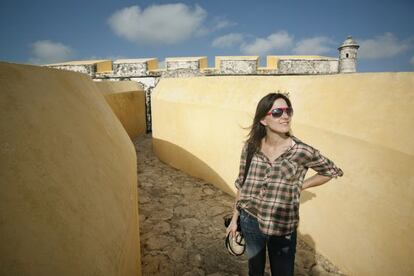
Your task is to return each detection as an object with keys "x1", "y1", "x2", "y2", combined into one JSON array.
[
  {"x1": 113, "y1": 58, "x2": 159, "y2": 77},
  {"x1": 45, "y1": 37, "x2": 360, "y2": 134},
  {"x1": 46, "y1": 54, "x2": 349, "y2": 79},
  {"x1": 46, "y1": 60, "x2": 112, "y2": 77},
  {"x1": 46, "y1": 37, "x2": 359, "y2": 79}
]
